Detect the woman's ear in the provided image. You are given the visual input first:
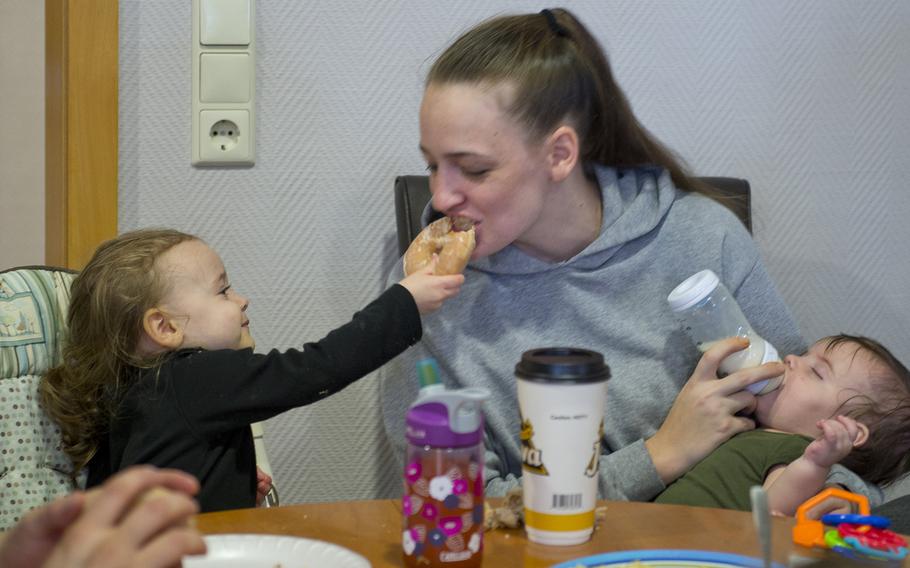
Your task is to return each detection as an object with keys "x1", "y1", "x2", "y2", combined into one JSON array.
[
  {"x1": 546, "y1": 125, "x2": 580, "y2": 183},
  {"x1": 141, "y1": 307, "x2": 184, "y2": 351},
  {"x1": 853, "y1": 421, "x2": 870, "y2": 448}
]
